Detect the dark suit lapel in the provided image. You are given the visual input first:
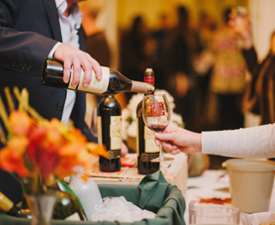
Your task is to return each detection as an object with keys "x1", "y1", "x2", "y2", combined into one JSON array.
[{"x1": 42, "y1": 0, "x2": 63, "y2": 42}]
